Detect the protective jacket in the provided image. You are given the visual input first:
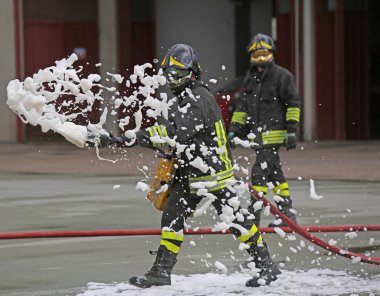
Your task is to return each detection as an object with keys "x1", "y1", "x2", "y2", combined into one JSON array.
[
  {"x1": 137, "y1": 81, "x2": 234, "y2": 194},
  {"x1": 229, "y1": 62, "x2": 301, "y2": 147}
]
